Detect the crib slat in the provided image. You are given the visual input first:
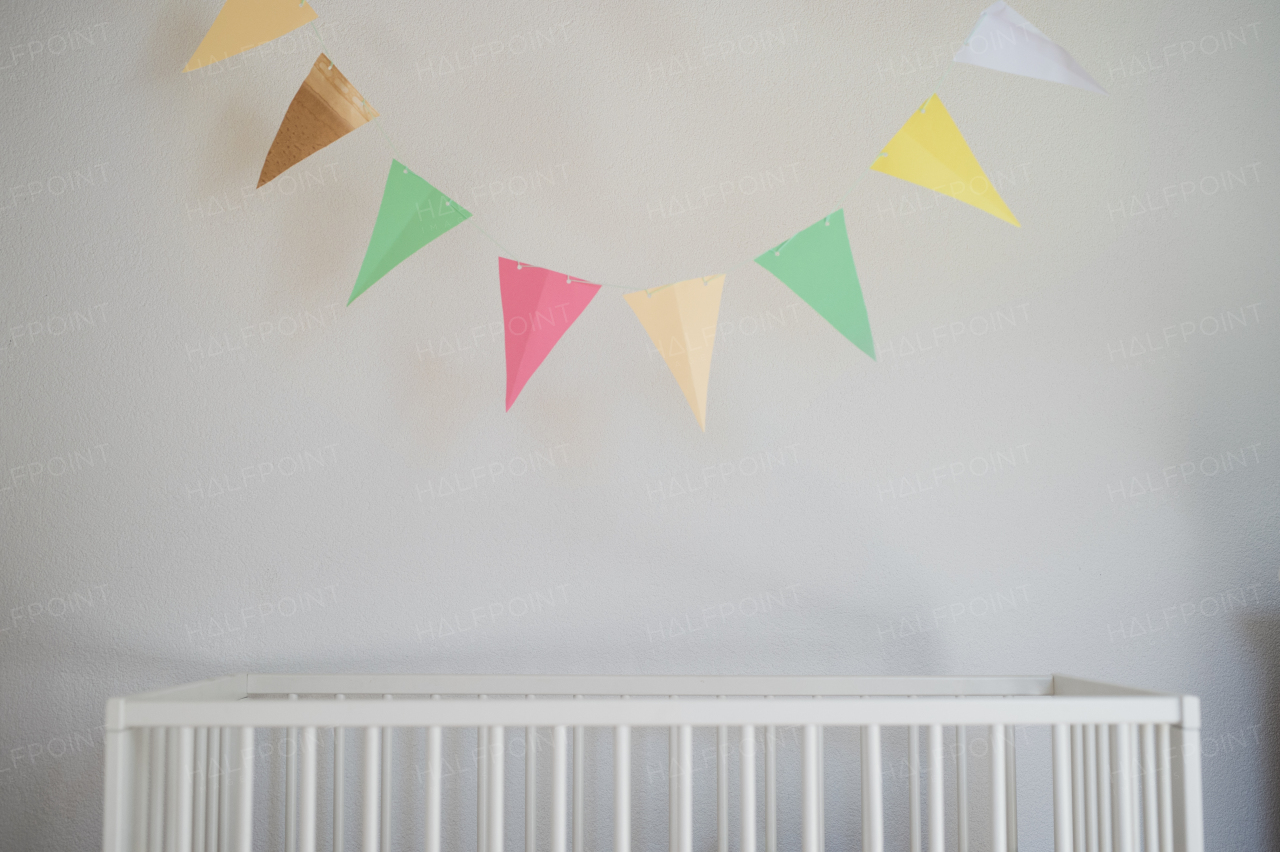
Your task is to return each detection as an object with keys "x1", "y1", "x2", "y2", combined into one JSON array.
[
  {"x1": 816, "y1": 723, "x2": 824, "y2": 852},
  {"x1": 220, "y1": 729, "x2": 231, "y2": 852},
  {"x1": 134, "y1": 729, "x2": 150, "y2": 852},
  {"x1": 490, "y1": 726, "x2": 505, "y2": 852},
  {"x1": 235, "y1": 728, "x2": 254, "y2": 852},
  {"x1": 1141, "y1": 725, "x2": 1157, "y2": 852},
  {"x1": 288, "y1": 697, "x2": 299, "y2": 852},
  {"x1": 718, "y1": 723, "x2": 729, "y2": 852},
  {"x1": 1006, "y1": 726, "x2": 1018, "y2": 852},
  {"x1": 669, "y1": 725, "x2": 678, "y2": 852},
  {"x1": 1085, "y1": 726, "x2": 1098, "y2": 852},
  {"x1": 909, "y1": 725, "x2": 921, "y2": 852},
  {"x1": 363, "y1": 727, "x2": 380, "y2": 852},
  {"x1": 285, "y1": 730, "x2": 297, "y2": 852},
  {"x1": 574, "y1": 711, "x2": 585, "y2": 852},
  {"x1": 802, "y1": 725, "x2": 818, "y2": 852},
  {"x1": 956, "y1": 725, "x2": 968, "y2": 852},
  {"x1": 335, "y1": 696, "x2": 345, "y2": 852},
  {"x1": 479, "y1": 724, "x2": 489, "y2": 852},
  {"x1": 149, "y1": 728, "x2": 165, "y2": 852},
  {"x1": 194, "y1": 729, "x2": 207, "y2": 852},
  {"x1": 765, "y1": 725, "x2": 777, "y2": 852},
  {"x1": 678, "y1": 725, "x2": 693, "y2": 852},
  {"x1": 204, "y1": 728, "x2": 218, "y2": 852},
  {"x1": 865, "y1": 724, "x2": 884, "y2": 852},
  {"x1": 382, "y1": 698, "x2": 393, "y2": 852},
  {"x1": 615, "y1": 724, "x2": 631, "y2": 852},
  {"x1": 1129, "y1": 726, "x2": 1141, "y2": 852},
  {"x1": 479, "y1": 697, "x2": 488, "y2": 852},
  {"x1": 1113, "y1": 725, "x2": 1133, "y2": 852},
  {"x1": 526, "y1": 712, "x2": 537, "y2": 852},
  {"x1": 554, "y1": 726, "x2": 568, "y2": 852},
  {"x1": 1072, "y1": 726, "x2": 1084, "y2": 852},
  {"x1": 928, "y1": 725, "x2": 944, "y2": 852},
  {"x1": 860, "y1": 728, "x2": 868, "y2": 852},
  {"x1": 1053, "y1": 724, "x2": 1073, "y2": 852},
  {"x1": 1156, "y1": 726, "x2": 1172, "y2": 852},
  {"x1": 741, "y1": 725, "x2": 756, "y2": 852},
  {"x1": 167, "y1": 729, "x2": 181, "y2": 852},
  {"x1": 300, "y1": 727, "x2": 318, "y2": 852},
  {"x1": 991, "y1": 725, "x2": 1007, "y2": 852},
  {"x1": 177, "y1": 727, "x2": 195, "y2": 852},
  {"x1": 427, "y1": 722, "x2": 442, "y2": 852},
  {"x1": 1098, "y1": 726, "x2": 1112, "y2": 852}
]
